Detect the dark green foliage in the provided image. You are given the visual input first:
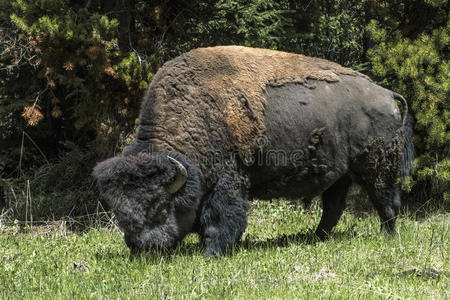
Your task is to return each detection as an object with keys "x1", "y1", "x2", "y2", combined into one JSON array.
[
  {"x1": 367, "y1": 0, "x2": 449, "y2": 205},
  {"x1": 0, "y1": 0, "x2": 153, "y2": 219},
  {"x1": 183, "y1": 0, "x2": 293, "y2": 49},
  {"x1": 286, "y1": 0, "x2": 369, "y2": 67},
  {"x1": 0, "y1": 0, "x2": 448, "y2": 220},
  {"x1": 1, "y1": 143, "x2": 100, "y2": 220}
]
